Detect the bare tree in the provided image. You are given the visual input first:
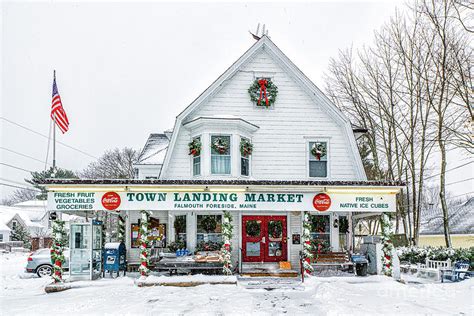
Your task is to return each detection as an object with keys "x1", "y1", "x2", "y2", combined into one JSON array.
[
  {"x1": 325, "y1": 0, "x2": 472, "y2": 246},
  {"x1": 0, "y1": 188, "x2": 38, "y2": 206},
  {"x1": 80, "y1": 147, "x2": 139, "y2": 179}
]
